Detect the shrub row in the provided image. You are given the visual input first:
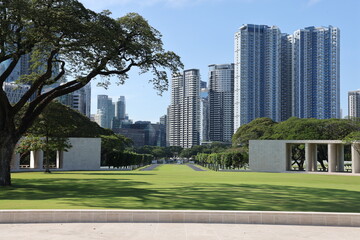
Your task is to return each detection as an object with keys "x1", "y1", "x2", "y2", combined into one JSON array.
[
  {"x1": 195, "y1": 151, "x2": 249, "y2": 171},
  {"x1": 104, "y1": 151, "x2": 153, "y2": 169}
]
